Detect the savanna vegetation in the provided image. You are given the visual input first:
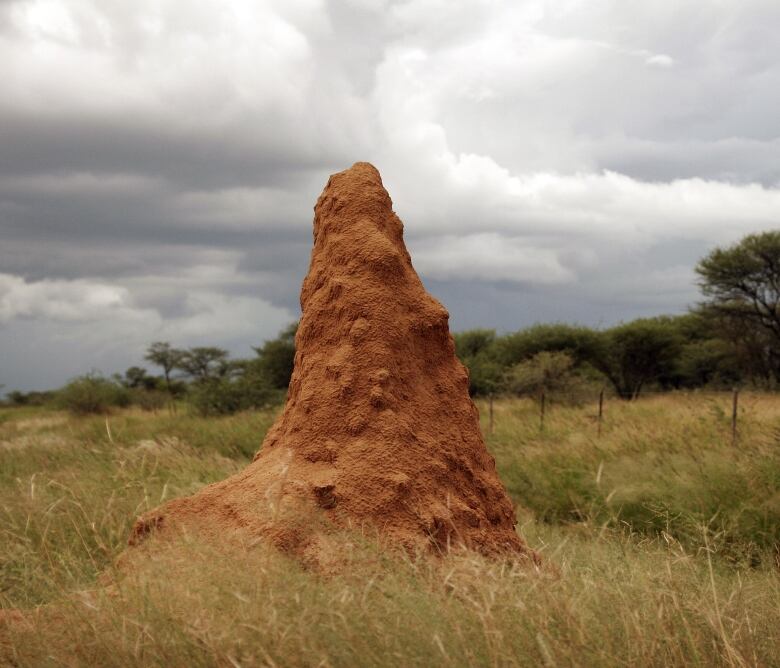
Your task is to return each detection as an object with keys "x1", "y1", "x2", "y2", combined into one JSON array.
[
  {"x1": 458, "y1": 231, "x2": 780, "y2": 400},
  {"x1": 1, "y1": 394, "x2": 779, "y2": 666},
  {"x1": 5, "y1": 231, "x2": 780, "y2": 415},
  {"x1": 1, "y1": 233, "x2": 779, "y2": 666}
]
